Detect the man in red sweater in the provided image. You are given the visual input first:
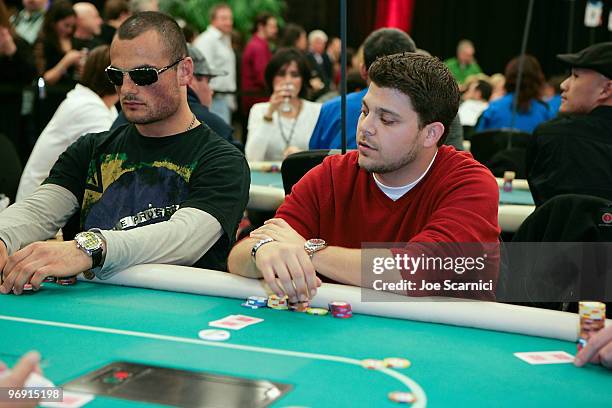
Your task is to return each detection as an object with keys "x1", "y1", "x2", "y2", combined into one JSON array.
[
  {"x1": 228, "y1": 53, "x2": 500, "y2": 302},
  {"x1": 241, "y1": 12, "x2": 278, "y2": 116}
]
